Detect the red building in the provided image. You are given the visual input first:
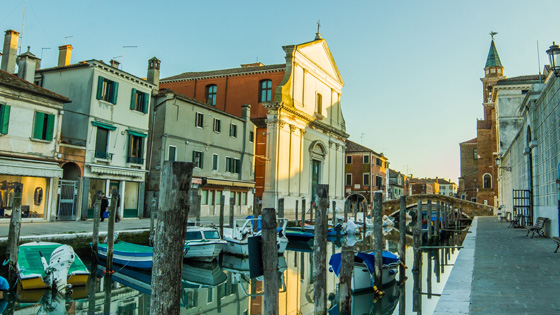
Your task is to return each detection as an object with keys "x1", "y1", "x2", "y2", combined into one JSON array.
[{"x1": 344, "y1": 140, "x2": 388, "y2": 205}]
